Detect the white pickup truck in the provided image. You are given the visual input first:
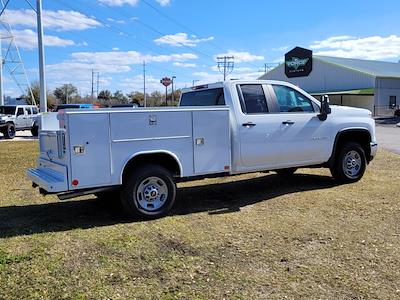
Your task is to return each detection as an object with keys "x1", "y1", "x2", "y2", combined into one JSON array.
[{"x1": 27, "y1": 80, "x2": 378, "y2": 218}]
